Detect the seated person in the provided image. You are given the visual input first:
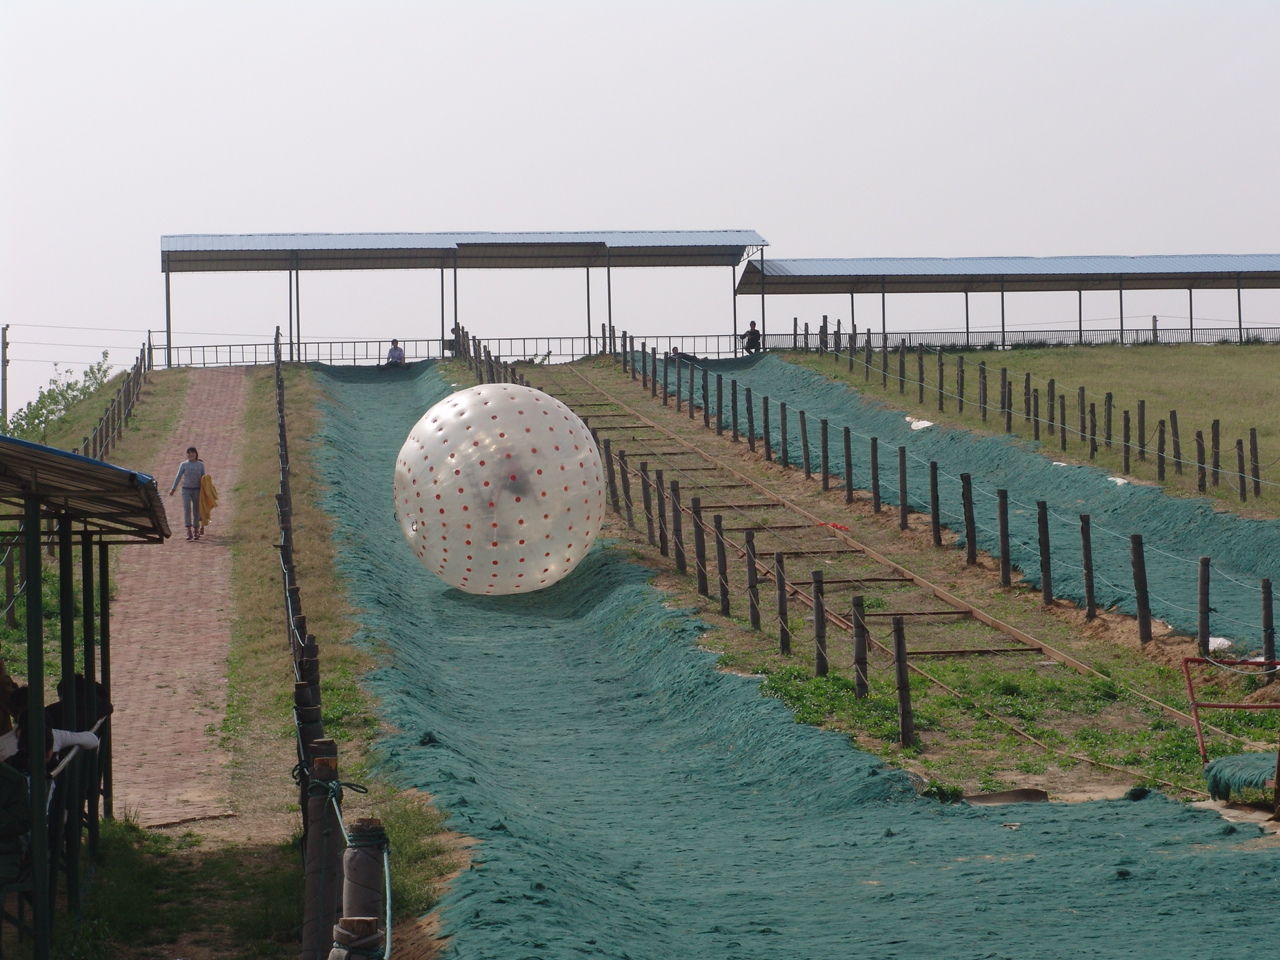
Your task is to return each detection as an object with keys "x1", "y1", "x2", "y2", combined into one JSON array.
[
  {"x1": 385, "y1": 339, "x2": 406, "y2": 366},
  {"x1": 738, "y1": 321, "x2": 763, "y2": 354}
]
